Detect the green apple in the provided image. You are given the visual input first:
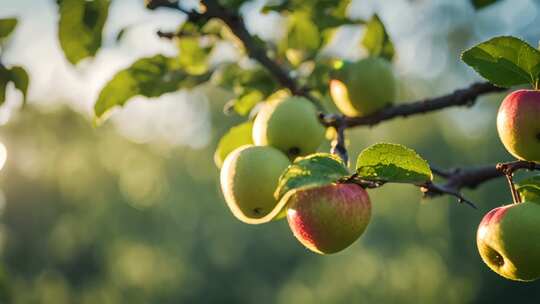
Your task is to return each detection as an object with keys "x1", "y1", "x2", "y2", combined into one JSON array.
[
  {"x1": 497, "y1": 90, "x2": 540, "y2": 162},
  {"x1": 252, "y1": 96, "x2": 325, "y2": 158},
  {"x1": 329, "y1": 57, "x2": 396, "y2": 117},
  {"x1": 477, "y1": 201, "x2": 540, "y2": 281},
  {"x1": 220, "y1": 145, "x2": 290, "y2": 223},
  {"x1": 286, "y1": 183, "x2": 371, "y2": 254}
]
